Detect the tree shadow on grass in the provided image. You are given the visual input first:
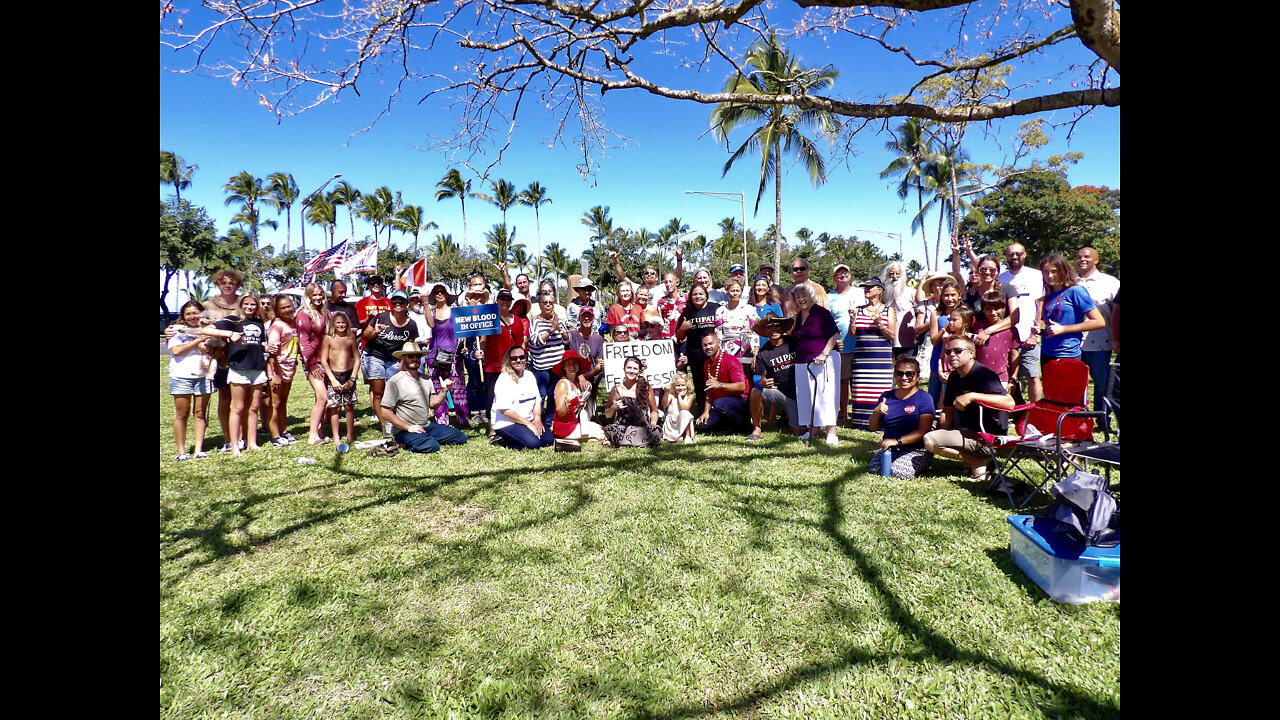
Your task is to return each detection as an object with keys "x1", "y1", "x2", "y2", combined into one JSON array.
[
  {"x1": 631, "y1": 464, "x2": 1119, "y2": 719},
  {"x1": 161, "y1": 430, "x2": 1118, "y2": 717}
]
